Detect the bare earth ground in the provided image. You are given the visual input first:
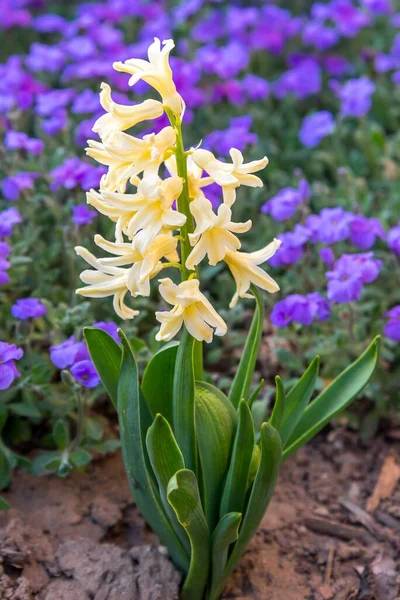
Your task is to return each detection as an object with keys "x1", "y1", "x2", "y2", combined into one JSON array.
[{"x1": 0, "y1": 427, "x2": 399, "y2": 600}]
